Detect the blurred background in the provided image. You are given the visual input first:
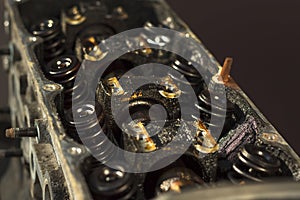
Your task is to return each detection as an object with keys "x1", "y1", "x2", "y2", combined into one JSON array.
[{"x1": 0, "y1": 0, "x2": 300, "y2": 153}]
